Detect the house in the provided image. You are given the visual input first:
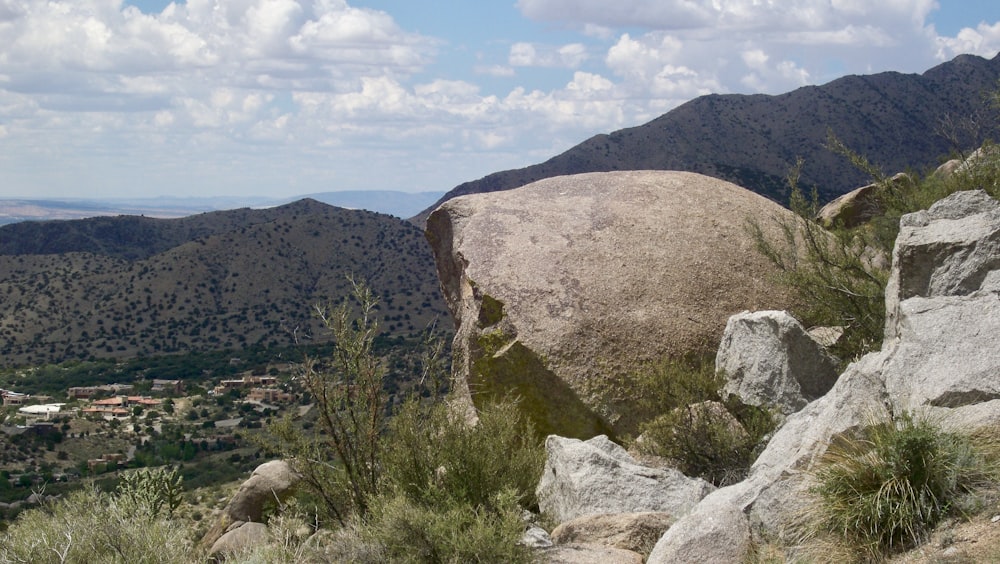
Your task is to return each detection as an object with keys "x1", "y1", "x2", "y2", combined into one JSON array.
[
  {"x1": 248, "y1": 388, "x2": 294, "y2": 404},
  {"x1": 68, "y1": 384, "x2": 133, "y2": 399},
  {"x1": 1, "y1": 390, "x2": 28, "y2": 406},
  {"x1": 82, "y1": 406, "x2": 130, "y2": 418},
  {"x1": 126, "y1": 396, "x2": 162, "y2": 408},
  {"x1": 151, "y1": 379, "x2": 183, "y2": 394},
  {"x1": 17, "y1": 404, "x2": 65, "y2": 420}
]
